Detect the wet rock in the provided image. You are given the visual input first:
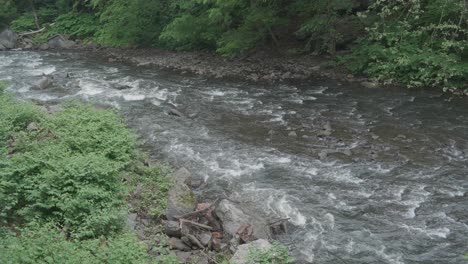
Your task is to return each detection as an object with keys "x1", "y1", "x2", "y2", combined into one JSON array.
[
  {"x1": 214, "y1": 199, "x2": 270, "y2": 240},
  {"x1": 46, "y1": 105, "x2": 62, "y2": 114},
  {"x1": 32, "y1": 75, "x2": 53, "y2": 90},
  {"x1": 166, "y1": 168, "x2": 197, "y2": 220},
  {"x1": 169, "y1": 237, "x2": 191, "y2": 251},
  {"x1": 39, "y1": 44, "x2": 49, "y2": 50},
  {"x1": 0, "y1": 43, "x2": 6, "y2": 50},
  {"x1": 317, "y1": 122, "x2": 332, "y2": 137},
  {"x1": 231, "y1": 239, "x2": 272, "y2": 264},
  {"x1": 164, "y1": 103, "x2": 185, "y2": 118},
  {"x1": 288, "y1": 131, "x2": 297, "y2": 137},
  {"x1": 361, "y1": 81, "x2": 379, "y2": 89},
  {"x1": 0, "y1": 28, "x2": 17, "y2": 49},
  {"x1": 163, "y1": 220, "x2": 181, "y2": 237},
  {"x1": 48, "y1": 35, "x2": 75, "y2": 49}
]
